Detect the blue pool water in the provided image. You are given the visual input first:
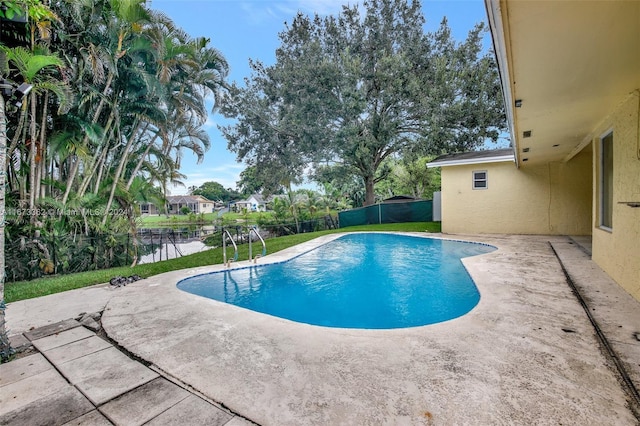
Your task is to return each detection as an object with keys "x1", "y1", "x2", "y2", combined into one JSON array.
[{"x1": 177, "y1": 233, "x2": 496, "y2": 329}]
